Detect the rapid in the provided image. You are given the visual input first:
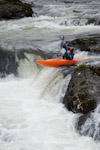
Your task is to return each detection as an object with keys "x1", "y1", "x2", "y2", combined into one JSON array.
[{"x1": 0, "y1": 0, "x2": 100, "y2": 150}]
